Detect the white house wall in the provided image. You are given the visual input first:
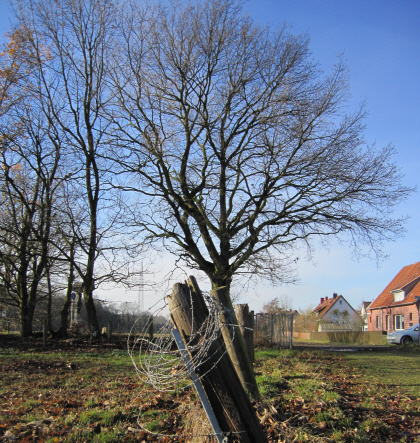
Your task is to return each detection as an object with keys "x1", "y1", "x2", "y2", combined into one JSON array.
[{"x1": 322, "y1": 298, "x2": 359, "y2": 324}]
